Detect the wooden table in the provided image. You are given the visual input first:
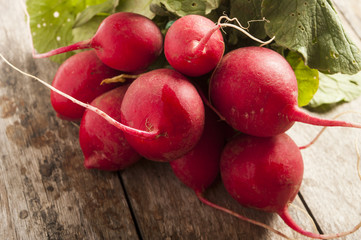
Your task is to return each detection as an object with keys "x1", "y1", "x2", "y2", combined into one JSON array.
[{"x1": 1, "y1": 1, "x2": 360, "y2": 239}]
